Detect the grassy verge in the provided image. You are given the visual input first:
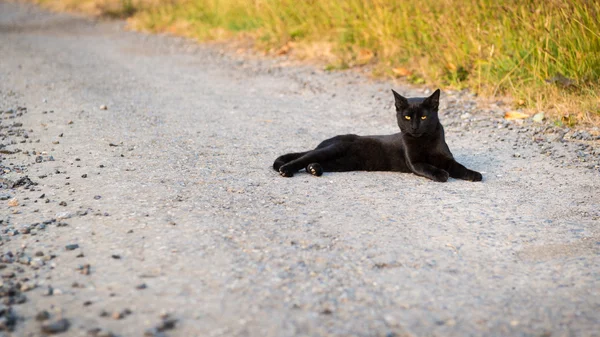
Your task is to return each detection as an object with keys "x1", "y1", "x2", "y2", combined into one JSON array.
[{"x1": 31, "y1": 0, "x2": 600, "y2": 126}]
